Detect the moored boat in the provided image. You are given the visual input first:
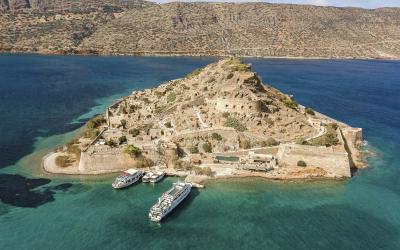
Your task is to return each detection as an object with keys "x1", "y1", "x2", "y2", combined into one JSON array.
[
  {"x1": 149, "y1": 182, "x2": 192, "y2": 222},
  {"x1": 142, "y1": 172, "x2": 155, "y2": 183},
  {"x1": 149, "y1": 171, "x2": 166, "y2": 183},
  {"x1": 112, "y1": 169, "x2": 143, "y2": 189}
]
